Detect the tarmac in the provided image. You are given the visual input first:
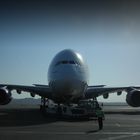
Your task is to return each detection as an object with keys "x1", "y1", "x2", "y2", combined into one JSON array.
[{"x1": 0, "y1": 105, "x2": 140, "y2": 140}]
